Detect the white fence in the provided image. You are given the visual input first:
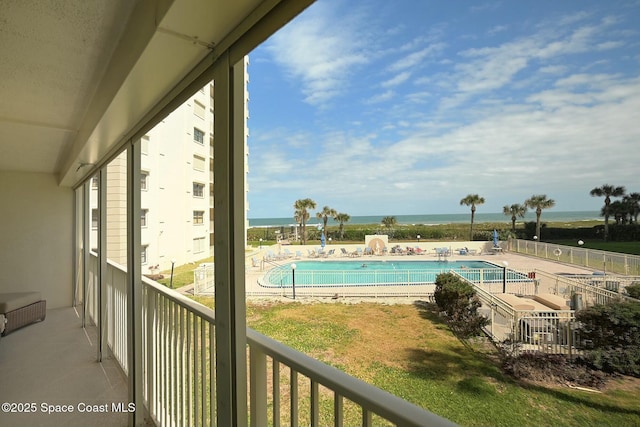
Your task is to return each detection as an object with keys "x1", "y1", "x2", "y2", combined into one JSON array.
[
  {"x1": 453, "y1": 271, "x2": 580, "y2": 355},
  {"x1": 510, "y1": 239, "x2": 640, "y2": 276},
  {"x1": 88, "y1": 254, "x2": 455, "y2": 427},
  {"x1": 193, "y1": 263, "x2": 215, "y2": 295},
  {"x1": 249, "y1": 267, "x2": 536, "y2": 299}
]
